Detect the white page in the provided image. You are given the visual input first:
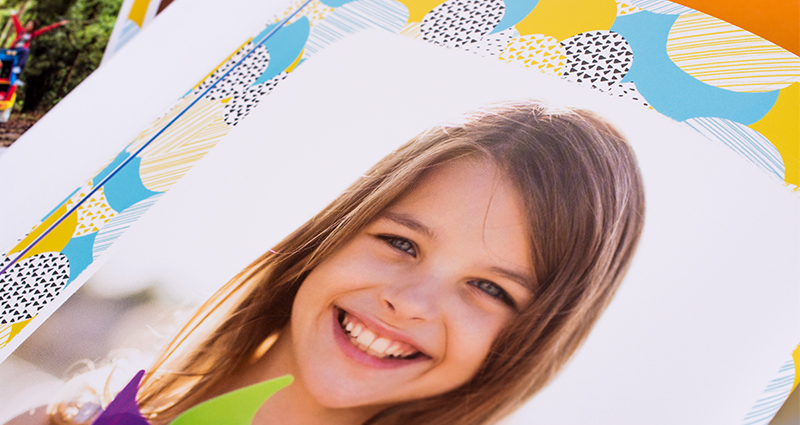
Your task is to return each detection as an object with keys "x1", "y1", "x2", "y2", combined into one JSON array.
[{"x1": 21, "y1": 32, "x2": 793, "y2": 424}]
